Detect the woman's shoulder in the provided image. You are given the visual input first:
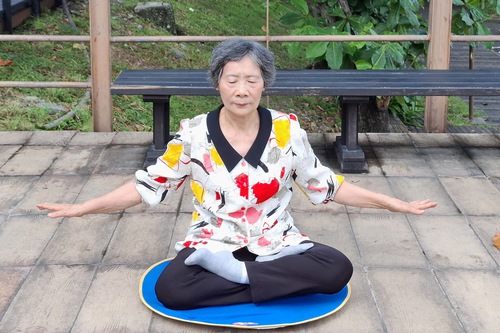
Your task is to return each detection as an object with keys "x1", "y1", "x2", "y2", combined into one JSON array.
[
  {"x1": 178, "y1": 113, "x2": 208, "y2": 130},
  {"x1": 268, "y1": 108, "x2": 300, "y2": 123}
]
